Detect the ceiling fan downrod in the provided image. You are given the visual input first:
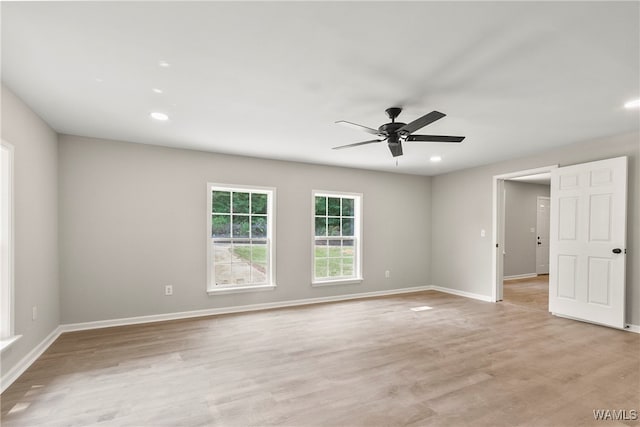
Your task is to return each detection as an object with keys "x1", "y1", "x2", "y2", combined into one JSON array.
[{"x1": 385, "y1": 107, "x2": 402, "y2": 123}]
